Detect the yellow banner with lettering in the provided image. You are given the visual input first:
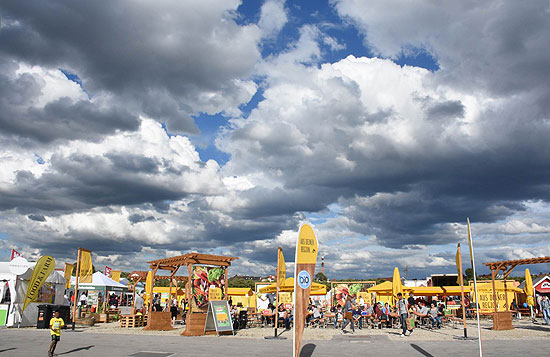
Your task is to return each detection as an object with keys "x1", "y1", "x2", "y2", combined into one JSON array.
[
  {"x1": 209, "y1": 287, "x2": 222, "y2": 301},
  {"x1": 64, "y1": 263, "x2": 74, "y2": 289},
  {"x1": 296, "y1": 224, "x2": 318, "y2": 265},
  {"x1": 23, "y1": 256, "x2": 56, "y2": 312},
  {"x1": 279, "y1": 292, "x2": 293, "y2": 304},
  {"x1": 357, "y1": 292, "x2": 372, "y2": 305},
  {"x1": 79, "y1": 249, "x2": 93, "y2": 283}
]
